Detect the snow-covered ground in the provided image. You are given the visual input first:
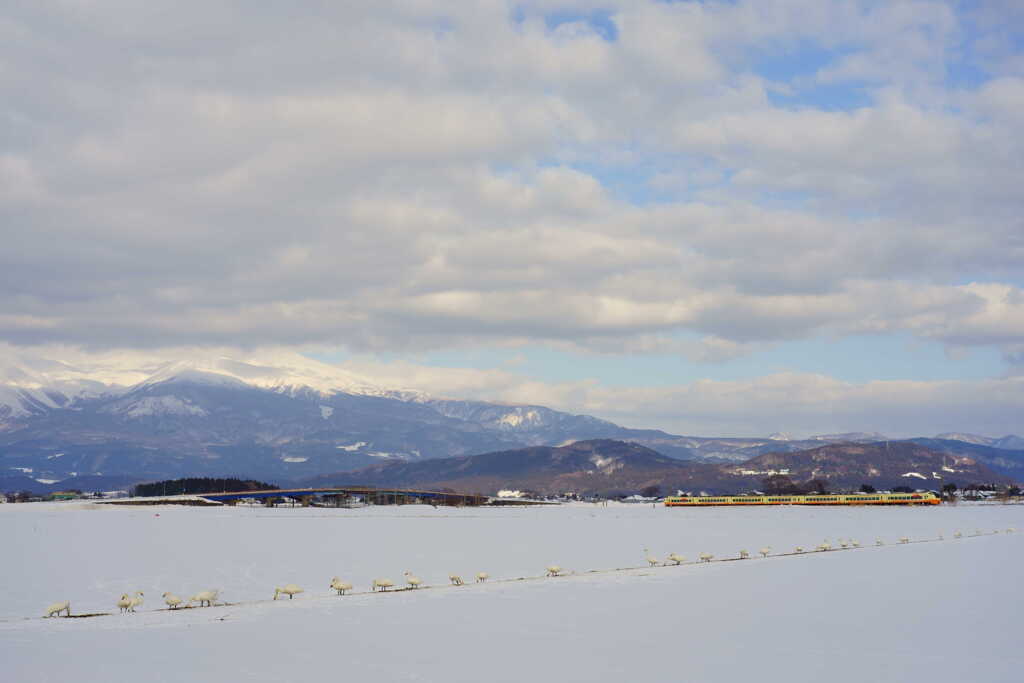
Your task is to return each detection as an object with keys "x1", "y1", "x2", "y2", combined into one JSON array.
[{"x1": 3, "y1": 501, "x2": 1023, "y2": 682}]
